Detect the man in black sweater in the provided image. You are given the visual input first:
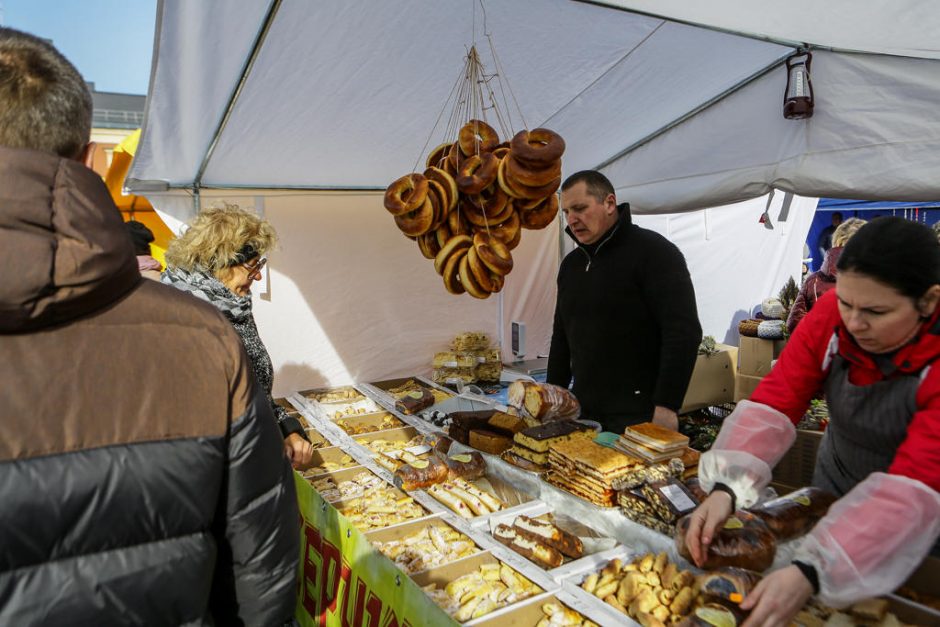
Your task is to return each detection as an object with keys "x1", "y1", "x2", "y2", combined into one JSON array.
[{"x1": 547, "y1": 171, "x2": 701, "y2": 433}]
